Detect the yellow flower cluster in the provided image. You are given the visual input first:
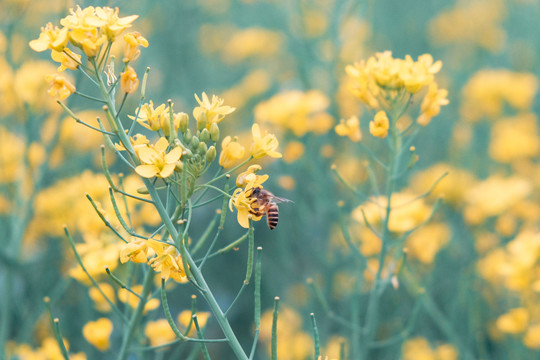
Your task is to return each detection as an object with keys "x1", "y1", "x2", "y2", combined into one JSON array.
[
  {"x1": 460, "y1": 69, "x2": 538, "y2": 122},
  {"x1": 254, "y1": 90, "x2": 334, "y2": 137},
  {"x1": 259, "y1": 306, "x2": 313, "y2": 360},
  {"x1": 144, "y1": 311, "x2": 210, "y2": 346},
  {"x1": 29, "y1": 6, "x2": 147, "y2": 99},
  {"x1": 477, "y1": 229, "x2": 540, "y2": 349},
  {"x1": 345, "y1": 51, "x2": 448, "y2": 136},
  {"x1": 401, "y1": 337, "x2": 458, "y2": 360},
  {"x1": 120, "y1": 238, "x2": 187, "y2": 282},
  {"x1": 7, "y1": 338, "x2": 86, "y2": 360},
  {"x1": 428, "y1": 0, "x2": 506, "y2": 53}
]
